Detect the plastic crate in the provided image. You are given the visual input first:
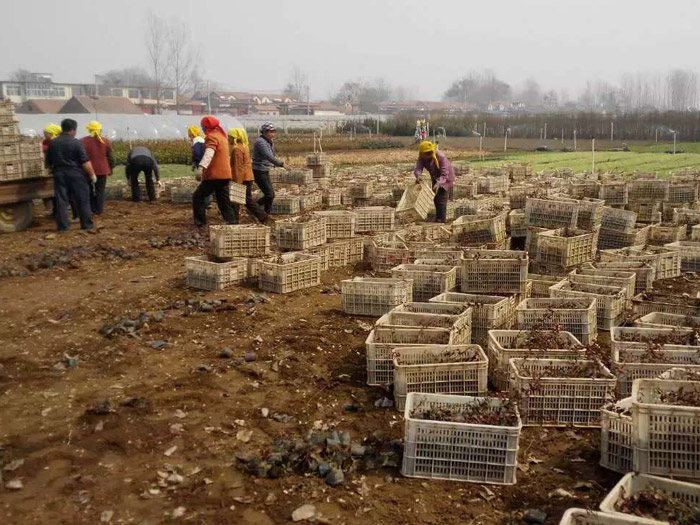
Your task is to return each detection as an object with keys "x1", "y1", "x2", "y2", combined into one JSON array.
[
  {"x1": 312, "y1": 210, "x2": 356, "y2": 239},
  {"x1": 582, "y1": 262, "x2": 655, "y2": 295},
  {"x1": 628, "y1": 179, "x2": 669, "y2": 203},
  {"x1": 673, "y1": 207, "x2": 700, "y2": 229},
  {"x1": 257, "y1": 252, "x2": 322, "y2": 294},
  {"x1": 600, "y1": 247, "x2": 681, "y2": 281},
  {"x1": 322, "y1": 189, "x2": 343, "y2": 207},
  {"x1": 305, "y1": 241, "x2": 348, "y2": 270},
  {"x1": 104, "y1": 184, "x2": 125, "y2": 200},
  {"x1": 558, "y1": 509, "x2": 660, "y2": 525},
  {"x1": 299, "y1": 193, "x2": 323, "y2": 210},
  {"x1": 530, "y1": 227, "x2": 599, "y2": 271},
  {"x1": 632, "y1": 378, "x2": 700, "y2": 478},
  {"x1": 430, "y1": 292, "x2": 513, "y2": 344},
  {"x1": 476, "y1": 173, "x2": 510, "y2": 194},
  {"x1": 487, "y1": 330, "x2": 586, "y2": 391},
  {"x1": 276, "y1": 168, "x2": 313, "y2": 185},
  {"x1": 576, "y1": 198, "x2": 604, "y2": 230},
  {"x1": 627, "y1": 202, "x2": 661, "y2": 224},
  {"x1": 396, "y1": 181, "x2": 435, "y2": 222},
  {"x1": 402, "y1": 393, "x2": 521, "y2": 485},
  {"x1": 509, "y1": 358, "x2": 616, "y2": 427},
  {"x1": 366, "y1": 326, "x2": 454, "y2": 385},
  {"x1": 634, "y1": 311, "x2": 700, "y2": 329},
  {"x1": 516, "y1": 297, "x2": 598, "y2": 345},
  {"x1": 600, "y1": 398, "x2": 634, "y2": 474},
  {"x1": 508, "y1": 209, "x2": 527, "y2": 237},
  {"x1": 524, "y1": 198, "x2": 580, "y2": 229},
  {"x1": 461, "y1": 249, "x2": 529, "y2": 295},
  {"x1": 569, "y1": 271, "x2": 636, "y2": 305},
  {"x1": 600, "y1": 472, "x2": 700, "y2": 520},
  {"x1": 355, "y1": 206, "x2": 395, "y2": 232},
  {"x1": 185, "y1": 256, "x2": 240, "y2": 291},
  {"x1": 378, "y1": 302, "x2": 472, "y2": 344},
  {"x1": 306, "y1": 152, "x2": 327, "y2": 166},
  {"x1": 451, "y1": 212, "x2": 508, "y2": 245},
  {"x1": 631, "y1": 292, "x2": 700, "y2": 317},
  {"x1": 209, "y1": 224, "x2": 271, "y2": 258},
  {"x1": 349, "y1": 180, "x2": 374, "y2": 199},
  {"x1": 452, "y1": 179, "x2": 478, "y2": 199},
  {"x1": 668, "y1": 182, "x2": 699, "y2": 203},
  {"x1": 598, "y1": 225, "x2": 652, "y2": 250},
  {"x1": 600, "y1": 207, "x2": 637, "y2": 233},
  {"x1": 392, "y1": 345, "x2": 488, "y2": 411},
  {"x1": 170, "y1": 183, "x2": 197, "y2": 204},
  {"x1": 391, "y1": 264, "x2": 458, "y2": 302},
  {"x1": 311, "y1": 164, "x2": 330, "y2": 178},
  {"x1": 663, "y1": 240, "x2": 700, "y2": 272},
  {"x1": 342, "y1": 237, "x2": 364, "y2": 263},
  {"x1": 550, "y1": 280, "x2": 627, "y2": 331},
  {"x1": 341, "y1": 276, "x2": 413, "y2": 317},
  {"x1": 228, "y1": 181, "x2": 246, "y2": 205},
  {"x1": 274, "y1": 217, "x2": 327, "y2": 251},
  {"x1": 368, "y1": 240, "x2": 410, "y2": 272},
  {"x1": 600, "y1": 182, "x2": 629, "y2": 206},
  {"x1": 527, "y1": 274, "x2": 567, "y2": 298}
]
